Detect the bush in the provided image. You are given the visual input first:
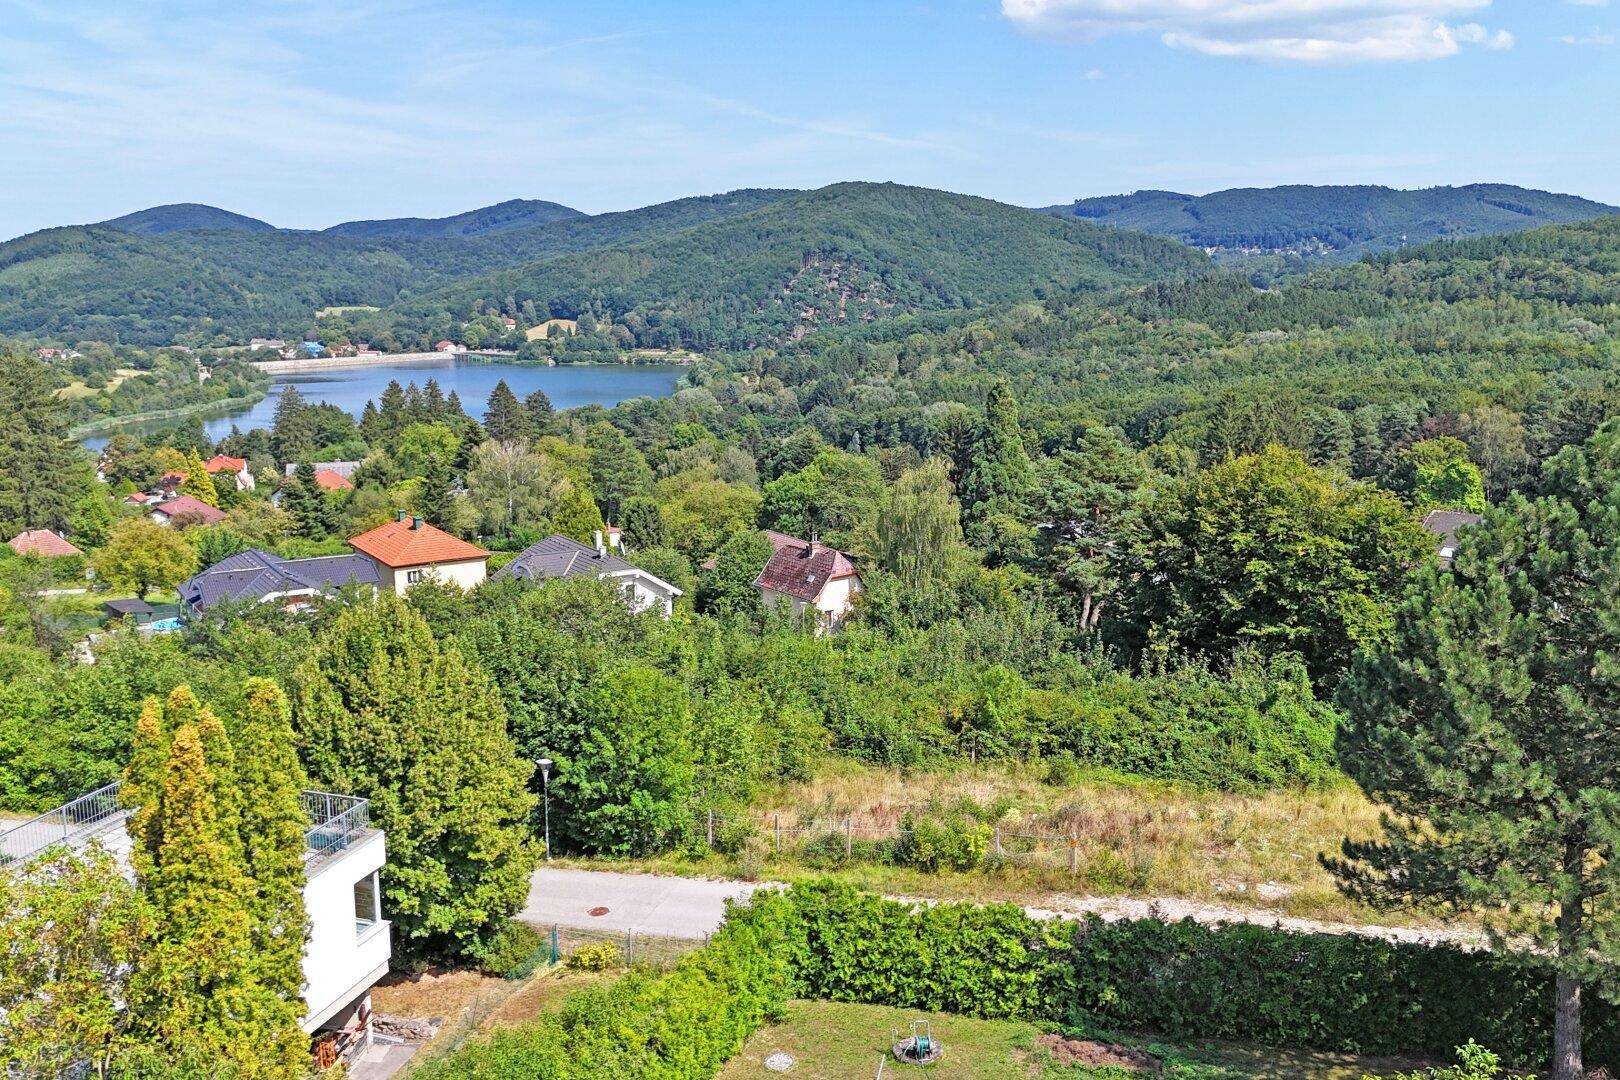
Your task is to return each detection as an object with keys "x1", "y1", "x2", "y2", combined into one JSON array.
[
  {"x1": 566, "y1": 940, "x2": 621, "y2": 972},
  {"x1": 415, "y1": 890, "x2": 795, "y2": 1080},
  {"x1": 472, "y1": 920, "x2": 547, "y2": 978},
  {"x1": 899, "y1": 814, "x2": 989, "y2": 872}
]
